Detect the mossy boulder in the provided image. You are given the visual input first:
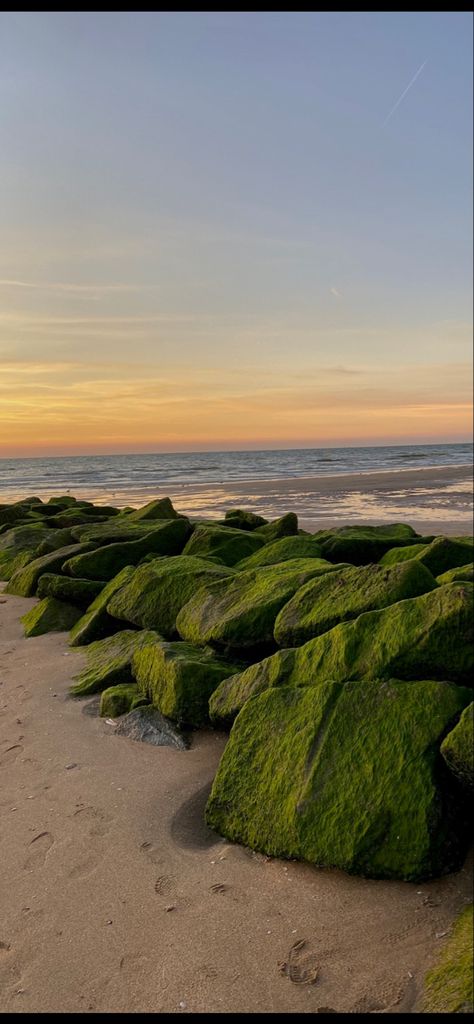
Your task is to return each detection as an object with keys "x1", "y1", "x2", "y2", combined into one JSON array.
[
  {"x1": 5, "y1": 542, "x2": 95, "y2": 597},
  {"x1": 221, "y1": 509, "x2": 268, "y2": 531},
  {"x1": 99, "y1": 683, "x2": 147, "y2": 718},
  {"x1": 181, "y1": 524, "x2": 265, "y2": 567},
  {"x1": 21, "y1": 597, "x2": 82, "y2": 637},
  {"x1": 255, "y1": 512, "x2": 298, "y2": 543},
  {"x1": 441, "y1": 703, "x2": 474, "y2": 789},
  {"x1": 34, "y1": 528, "x2": 74, "y2": 555},
  {"x1": 37, "y1": 573, "x2": 104, "y2": 607},
  {"x1": 106, "y1": 556, "x2": 235, "y2": 637},
  {"x1": 206, "y1": 677, "x2": 471, "y2": 881},
  {"x1": 237, "y1": 535, "x2": 324, "y2": 570},
  {"x1": 63, "y1": 519, "x2": 191, "y2": 580},
  {"x1": 437, "y1": 563, "x2": 474, "y2": 586},
  {"x1": 69, "y1": 565, "x2": 136, "y2": 647},
  {"x1": 209, "y1": 648, "x2": 296, "y2": 728},
  {"x1": 419, "y1": 904, "x2": 473, "y2": 1013},
  {"x1": 70, "y1": 519, "x2": 175, "y2": 545},
  {"x1": 70, "y1": 629, "x2": 161, "y2": 696},
  {"x1": 126, "y1": 496, "x2": 180, "y2": 521},
  {"x1": 0, "y1": 523, "x2": 52, "y2": 580},
  {"x1": 381, "y1": 536, "x2": 473, "y2": 576},
  {"x1": 176, "y1": 559, "x2": 340, "y2": 655},
  {"x1": 314, "y1": 523, "x2": 423, "y2": 565},
  {"x1": 379, "y1": 543, "x2": 429, "y2": 566},
  {"x1": 132, "y1": 641, "x2": 243, "y2": 727},
  {"x1": 274, "y1": 559, "x2": 437, "y2": 647}
]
